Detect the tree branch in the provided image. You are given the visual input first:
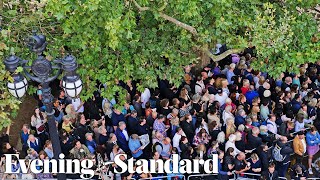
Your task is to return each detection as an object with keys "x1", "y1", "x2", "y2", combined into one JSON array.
[
  {"x1": 131, "y1": 0, "x2": 197, "y2": 35},
  {"x1": 159, "y1": 13, "x2": 197, "y2": 35},
  {"x1": 203, "y1": 47, "x2": 243, "y2": 62}
]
